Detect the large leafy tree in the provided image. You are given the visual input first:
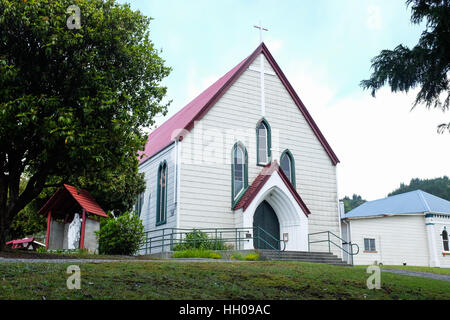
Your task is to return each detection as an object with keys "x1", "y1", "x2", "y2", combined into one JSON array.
[
  {"x1": 361, "y1": 0, "x2": 450, "y2": 132},
  {"x1": 0, "y1": 0, "x2": 170, "y2": 249}
]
